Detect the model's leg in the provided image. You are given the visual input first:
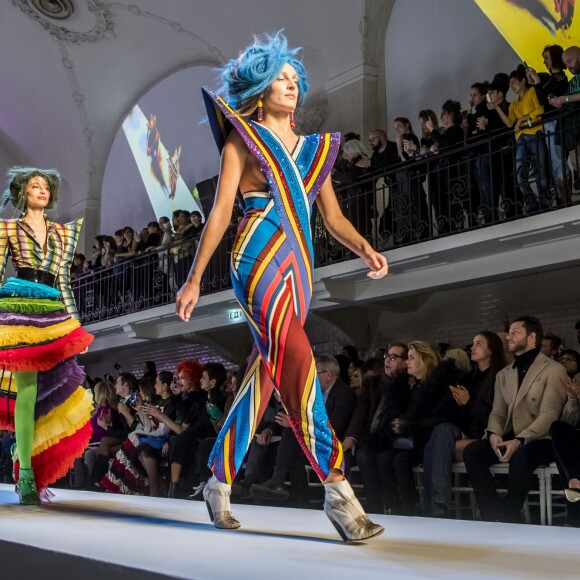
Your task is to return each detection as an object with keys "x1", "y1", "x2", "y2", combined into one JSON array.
[{"x1": 13, "y1": 371, "x2": 40, "y2": 504}]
